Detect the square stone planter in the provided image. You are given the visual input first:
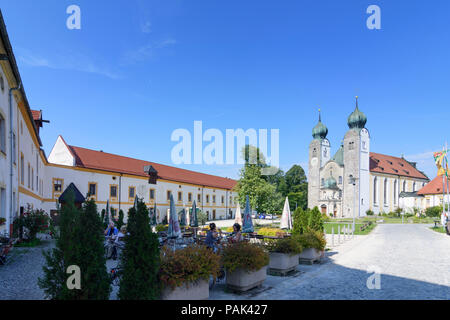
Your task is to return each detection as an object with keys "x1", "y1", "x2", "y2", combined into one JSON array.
[
  {"x1": 268, "y1": 252, "x2": 300, "y2": 275},
  {"x1": 299, "y1": 248, "x2": 323, "y2": 265},
  {"x1": 161, "y1": 279, "x2": 209, "y2": 300},
  {"x1": 226, "y1": 266, "x2": 267, "y2": 292}
]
